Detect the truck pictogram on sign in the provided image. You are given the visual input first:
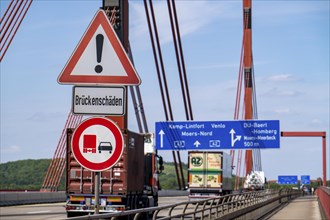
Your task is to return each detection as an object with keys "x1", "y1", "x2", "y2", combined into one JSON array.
[
  {"x1": 83, "y1": 134, "x2": 113, "y2": 154},
  {"x1": 83, "y1": 135, "x2": 97, "y2": 153}
]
